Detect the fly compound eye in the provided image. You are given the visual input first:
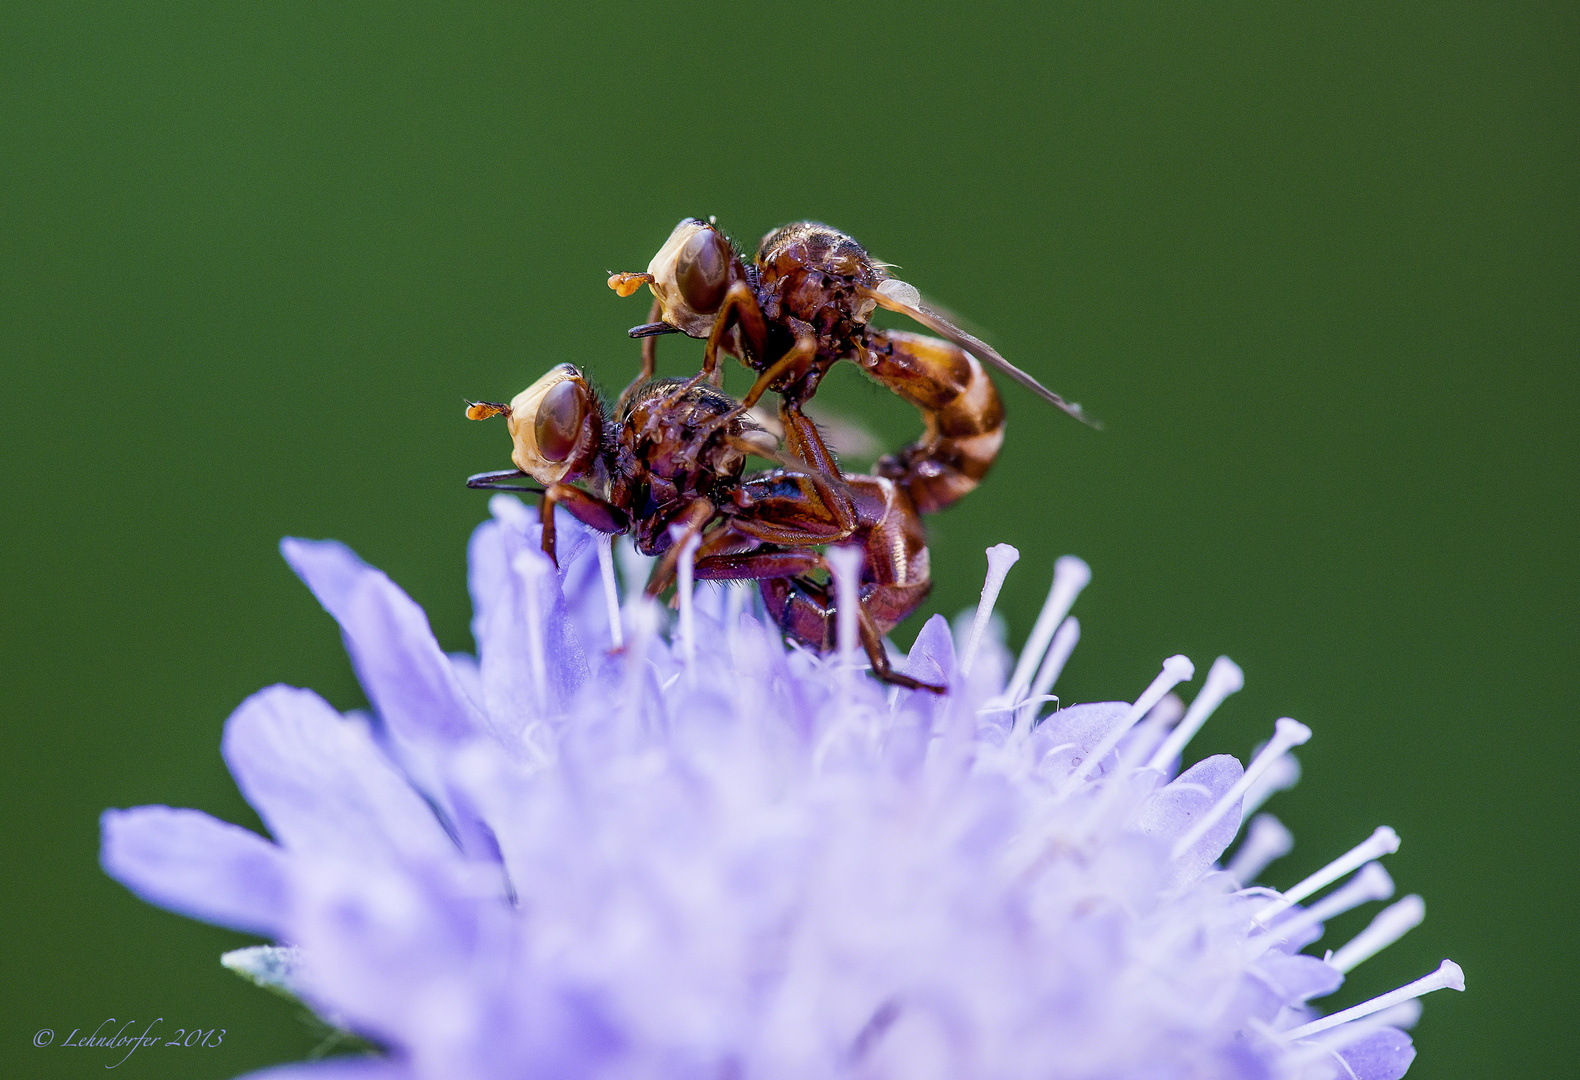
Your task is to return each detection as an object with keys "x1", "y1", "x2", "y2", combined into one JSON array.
[
  {"x1": 506, "y1": 364, "x2": 595, "y2": 483},
  {"x1": 675, "y1": 227, "x2": 730, "y2": 314},
  {"x1": 534, "y1": 378, "x2": 587, "y2": 462}
]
